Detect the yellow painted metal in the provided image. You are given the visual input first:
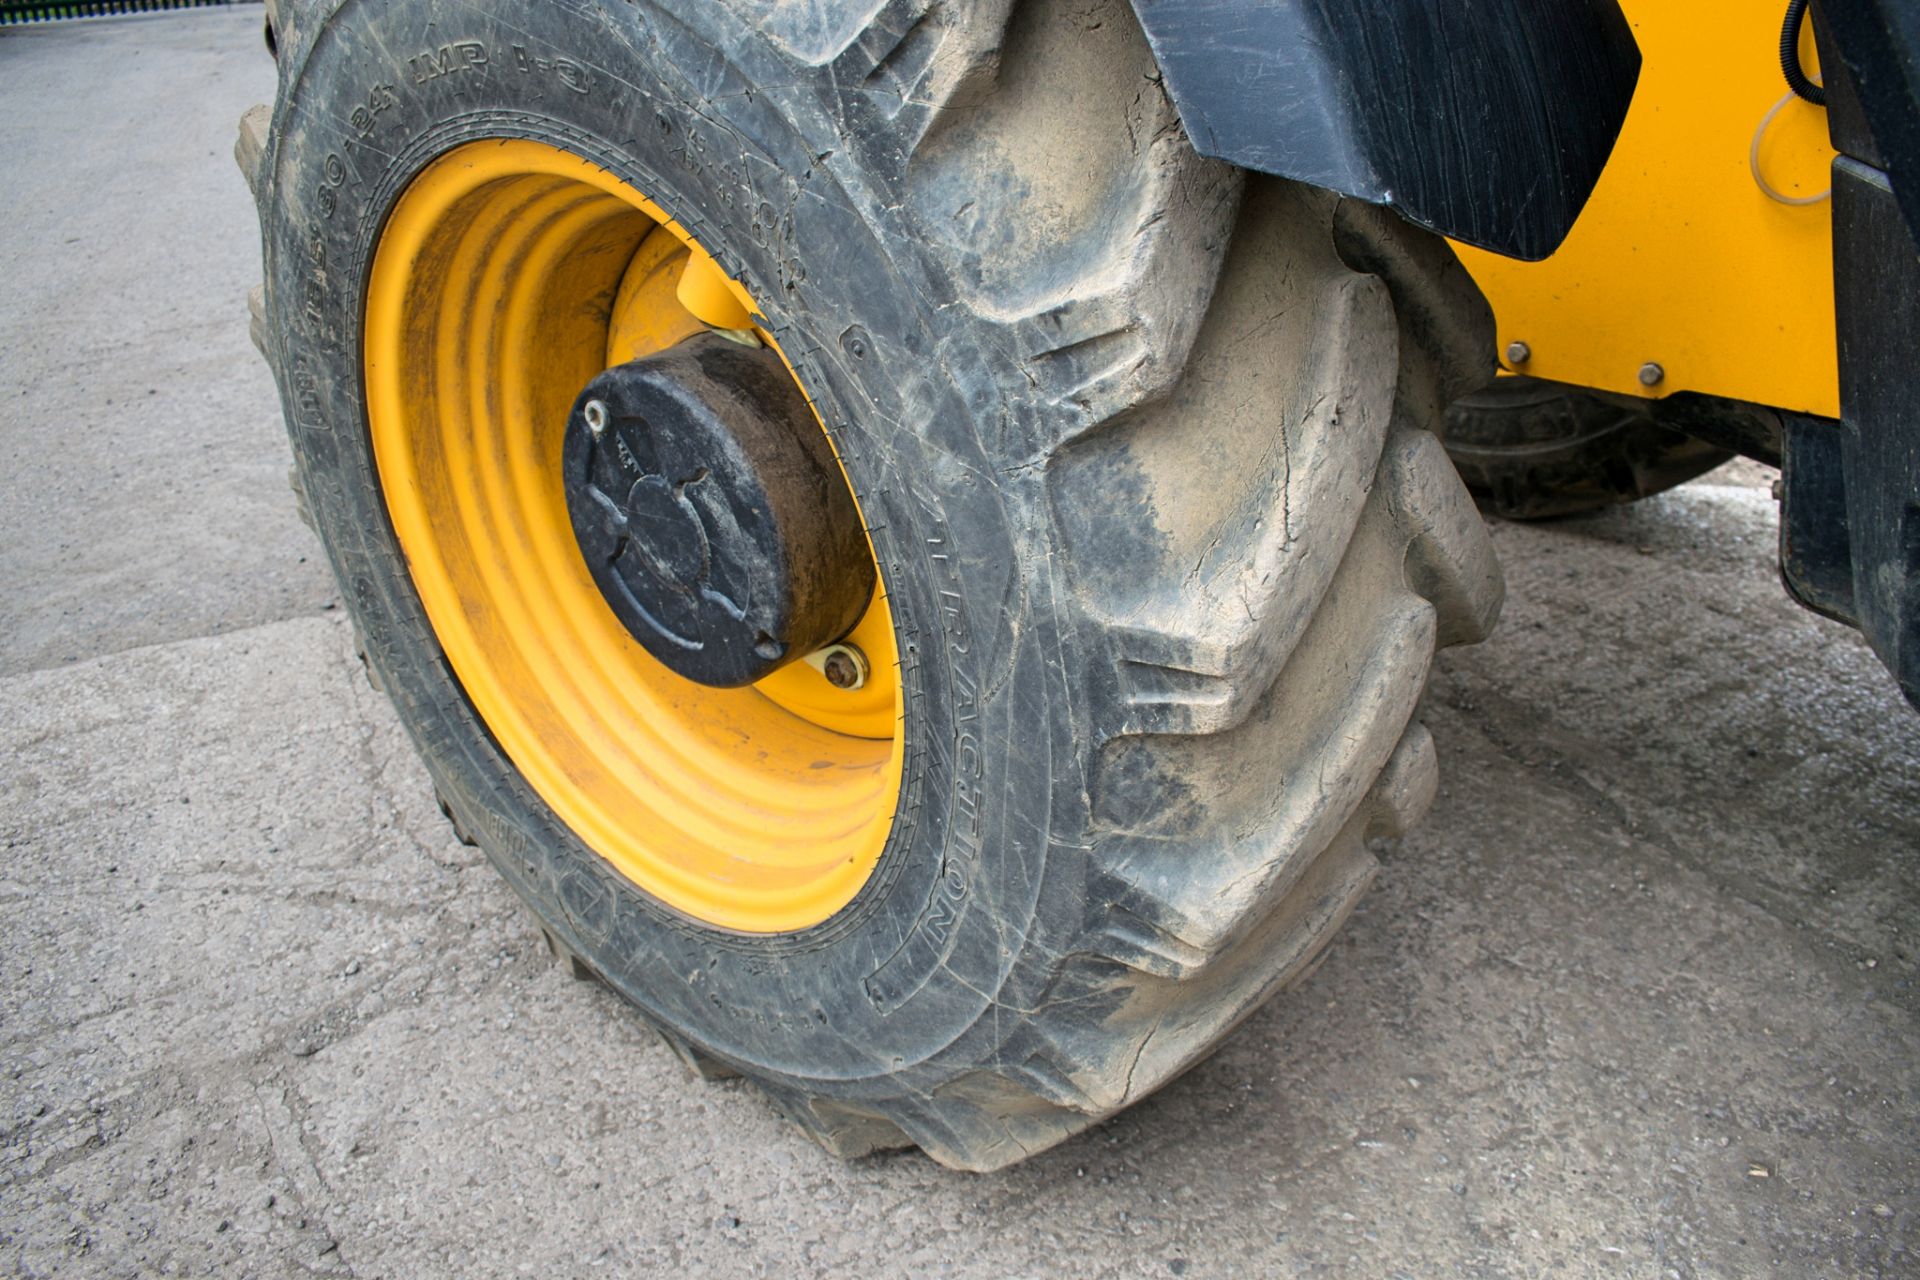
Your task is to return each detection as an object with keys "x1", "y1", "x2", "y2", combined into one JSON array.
[
  {"x1": 675, "y1": 244, "x2": 755, "y2": 332},
  {"x1": 364, "y1": 139, "x2": 903, "y2": 933},
  {"x1": 1452, "y1": 0, "x2": 1839, "y2": 417},
  {"x1": 598, "y1": 237, "x2": 900, "y2": 741}
]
